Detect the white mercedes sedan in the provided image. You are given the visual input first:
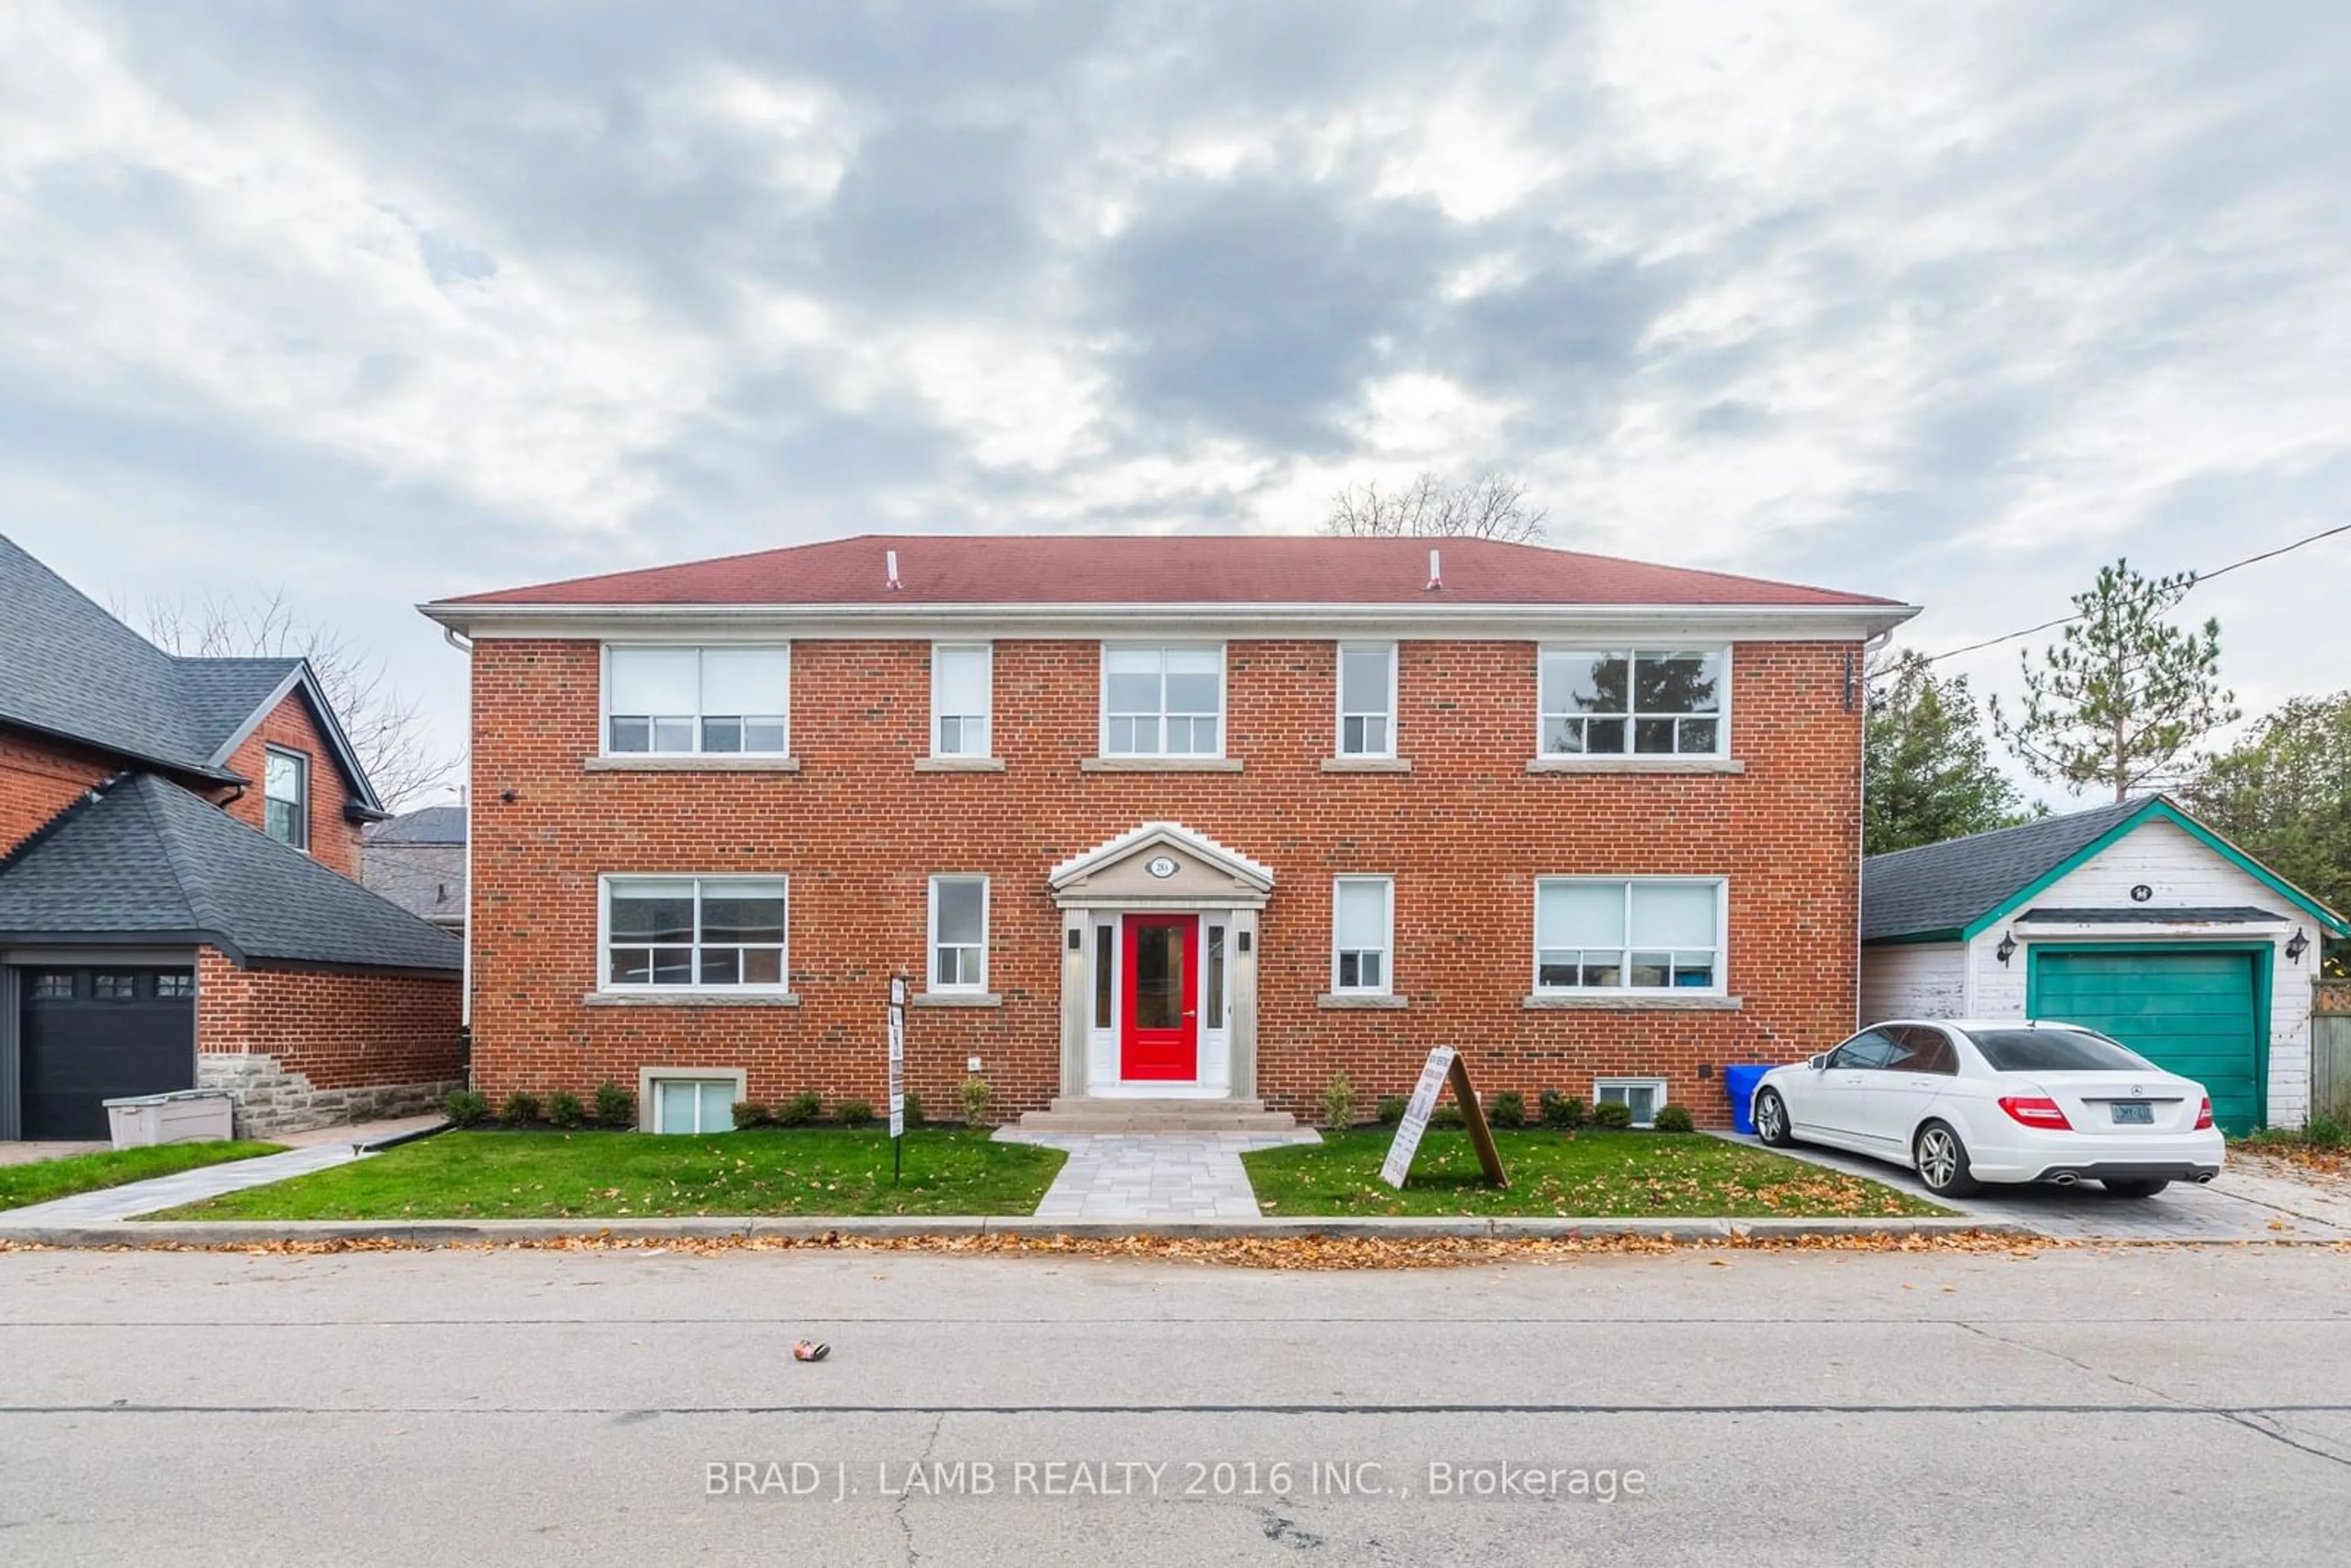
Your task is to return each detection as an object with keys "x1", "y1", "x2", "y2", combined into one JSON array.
[{"x1": 1751, "y1": 1019, "x2": 2225, "y2": 1199}]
